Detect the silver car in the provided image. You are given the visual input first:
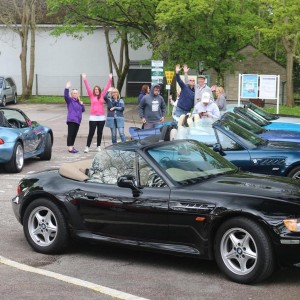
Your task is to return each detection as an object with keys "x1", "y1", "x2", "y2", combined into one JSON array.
[{"x1": 0, "y1": 76, "x2": 17, "y2": 107}]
